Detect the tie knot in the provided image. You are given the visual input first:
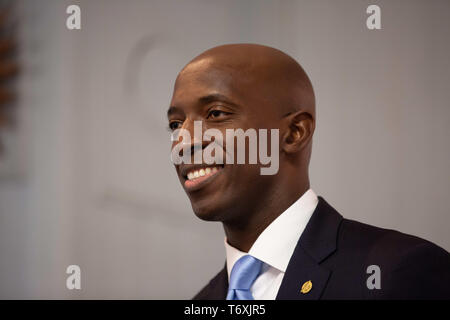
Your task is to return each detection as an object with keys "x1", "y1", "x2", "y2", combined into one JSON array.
[{"x1": 228, "y1": 255, "x2": 262, "y2": 290}]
